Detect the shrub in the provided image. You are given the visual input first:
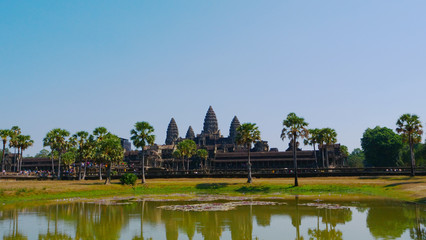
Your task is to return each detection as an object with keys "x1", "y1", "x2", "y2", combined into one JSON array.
[{"x1": 120, "y1": 173, "x2": 138, "y2": 185}]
